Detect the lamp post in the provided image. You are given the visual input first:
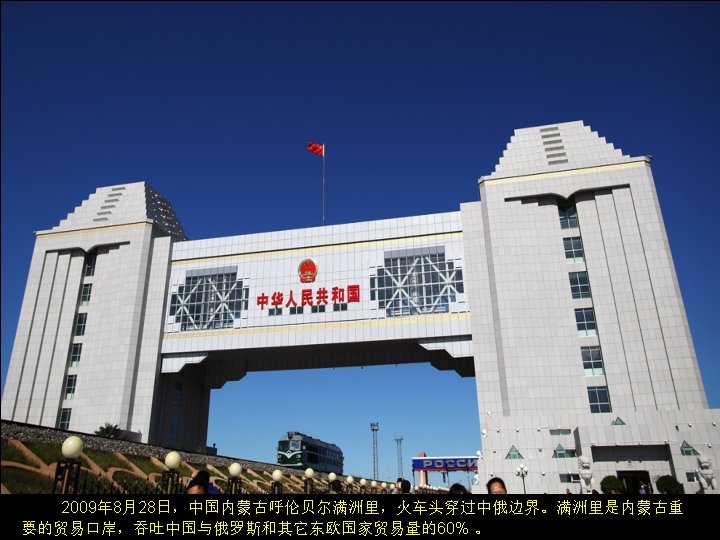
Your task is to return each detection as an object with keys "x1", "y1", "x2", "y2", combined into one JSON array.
[
  {"x1": 161, "y1": 451, "x2": 181, "y2": 494},
  {"x1": 395, "y1": 436, "x2": 404, "y2": 479},
  {"x1": 370, "y1": 480, "x2": 377, "y2": 494},
  {"x1": 345, "y1": 475, "x2": 354, "y2": 494},
  {"x1": 516, "y1": 463, "x2": 528, "y2": 494},
  {"x1": 304, "y1": 468, "x2": 315, "y2": 494},
  {"x1": 271, "y1": 469, "x2": 283, "y2": 494},
  {"x1": 327, "y1": 472, "x2": 338, "y2": 493},
  {"x1": 52, "y1": 436, "x2": 83, "y2": 494},
  {"x1": 359, "y1": 478, "x2": 367, "y2": 494},
  {"x1": 228, "y1": 463, "x2": 243, "y2": 494},
  {"x1": 370, "y1": 422, "x2": 379, "y2": 480}
]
